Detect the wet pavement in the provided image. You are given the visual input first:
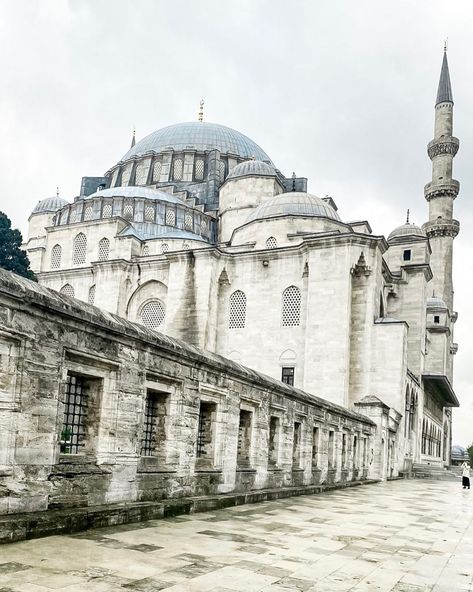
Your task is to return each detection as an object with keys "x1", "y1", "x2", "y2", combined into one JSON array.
[{"x1": 0, "y1": 479, "x2": 472, "y2": 591}]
